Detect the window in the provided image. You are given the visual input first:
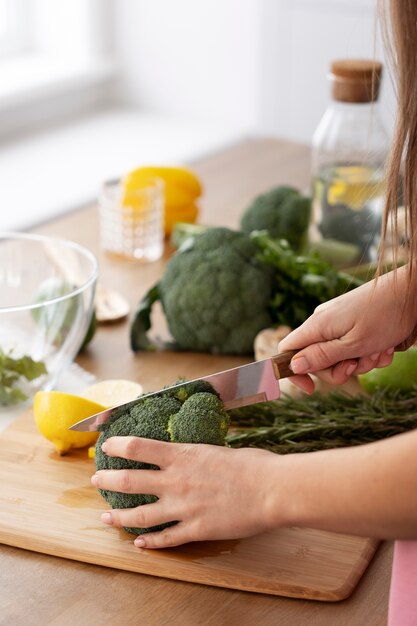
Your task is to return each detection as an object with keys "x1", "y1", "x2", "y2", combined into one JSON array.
[
  {"x1": 0, "y1": 0, "x2": 114, "y2": 121},
  {"x1": 0, "y1": 0, "x2": 33, "y2": 58}
]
